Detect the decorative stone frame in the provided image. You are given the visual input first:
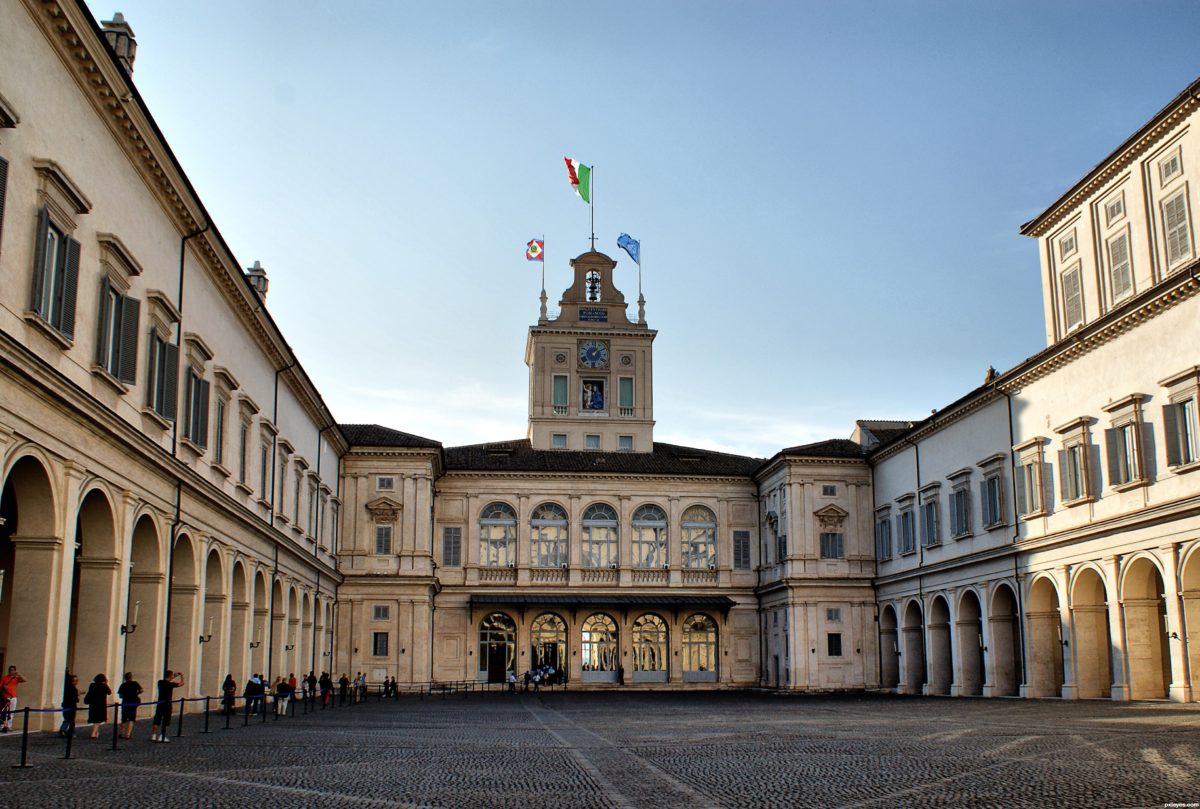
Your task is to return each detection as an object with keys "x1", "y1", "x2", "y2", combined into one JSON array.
[
  {"x1": 179, "y1": 332, "x2": 213, "y2": 458},
  {"x1": 873, "y1": 504, "x2": 892, "y2": 561},
  {"x1": 256, "y1": 417, "x2": 277, "y2": 509},
  {"x1": 365, "y1": 496, "x2": 402, "y2": 557},
  {"x1": 1013, "y1": 437, "x2": 1050, "y2": 519},
  {"x1": 210, "y1": 366, "x2": 239, "y2": 478},
  {"x1": 1100, "y1": 393, "x2": 1150, "y2": 491},
  {"x1": 1159, "y1": 365, "x2": 1200, "y2": 474},
  {"x1": 918, "y1": 481, "x2": 941, "y2": 548},
  {"x1": 275, "y1": 438, "x2": 295, "y2": 525},
  {"x1": 1054, "y1": 416, "x2": 1098, "y2": 507},
  {"x1": 234, "y1": 392, "x2": 259, "y2": 496},
  {"x1": 895, "y1": 493, "x2": 916, "y2": 555},
  {"x1": 946, "y1": 466, "x2": 973, "y2": 539},
  {"x1": 976, "y1": 453, "x2": 1007, "y2": 530}
]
